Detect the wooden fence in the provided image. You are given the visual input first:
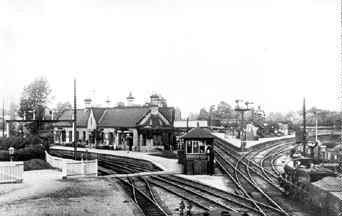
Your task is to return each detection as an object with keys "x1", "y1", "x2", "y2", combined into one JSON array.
[
  {"x1": 45, "y1": 151, "x2": 97, "y2": 178},
  {"x1": 0, "y1": 161, "x2": 24, "y2": 184}
]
